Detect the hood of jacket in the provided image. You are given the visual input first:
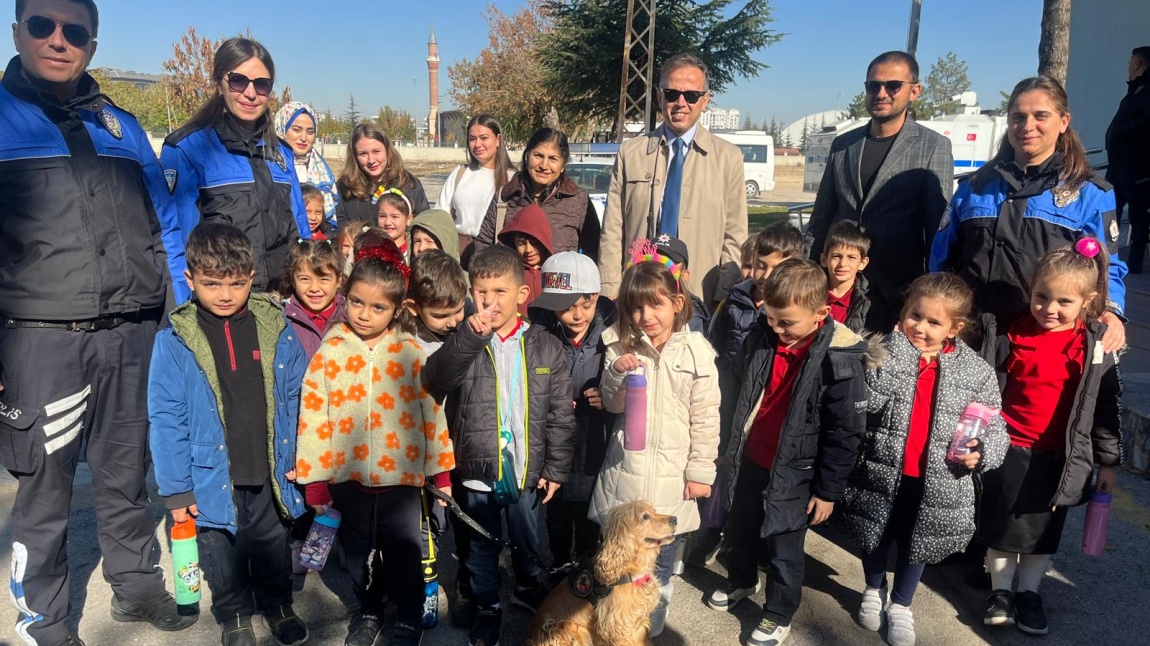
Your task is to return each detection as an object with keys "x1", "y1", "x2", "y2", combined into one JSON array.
[
  {"x1": 411, "y1": 209, "x2": 461, "y2": 260},
  {"x1": 497, "y1": 203, "x2": 555, "y2": 256}
]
